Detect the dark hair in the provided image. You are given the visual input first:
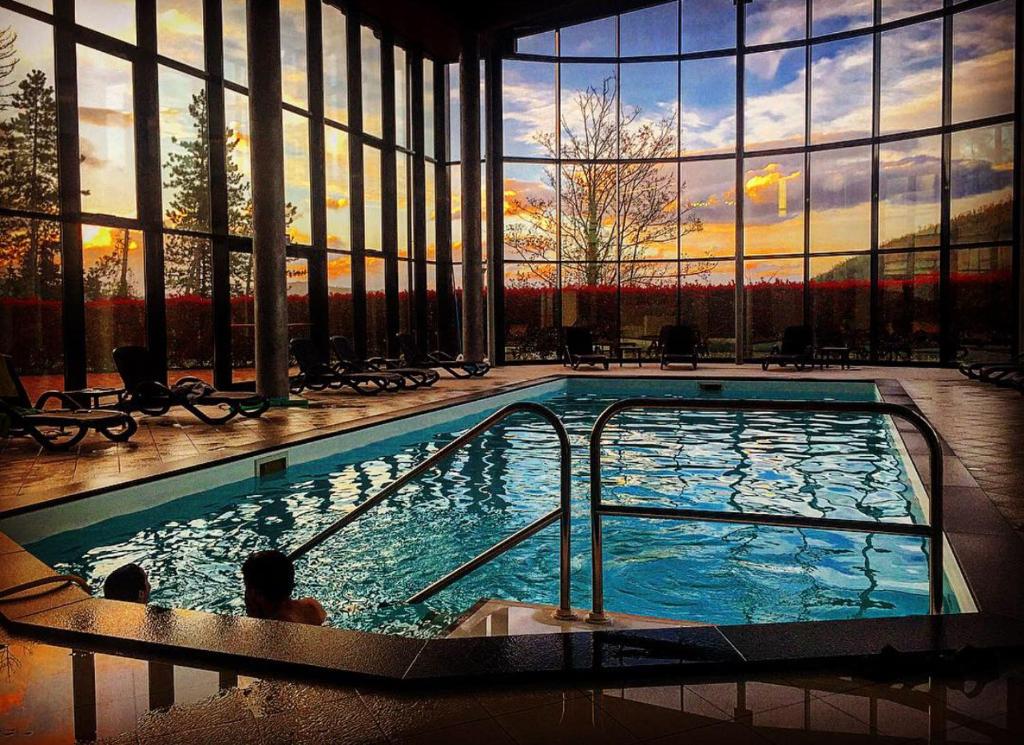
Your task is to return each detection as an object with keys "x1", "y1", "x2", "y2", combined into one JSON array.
[
  {"x1": 242, "y1": 550, "x2": 295, "y2": 604},
  {"x1": 103, "y1": 563, "x2": 148, "y2": 602}
]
